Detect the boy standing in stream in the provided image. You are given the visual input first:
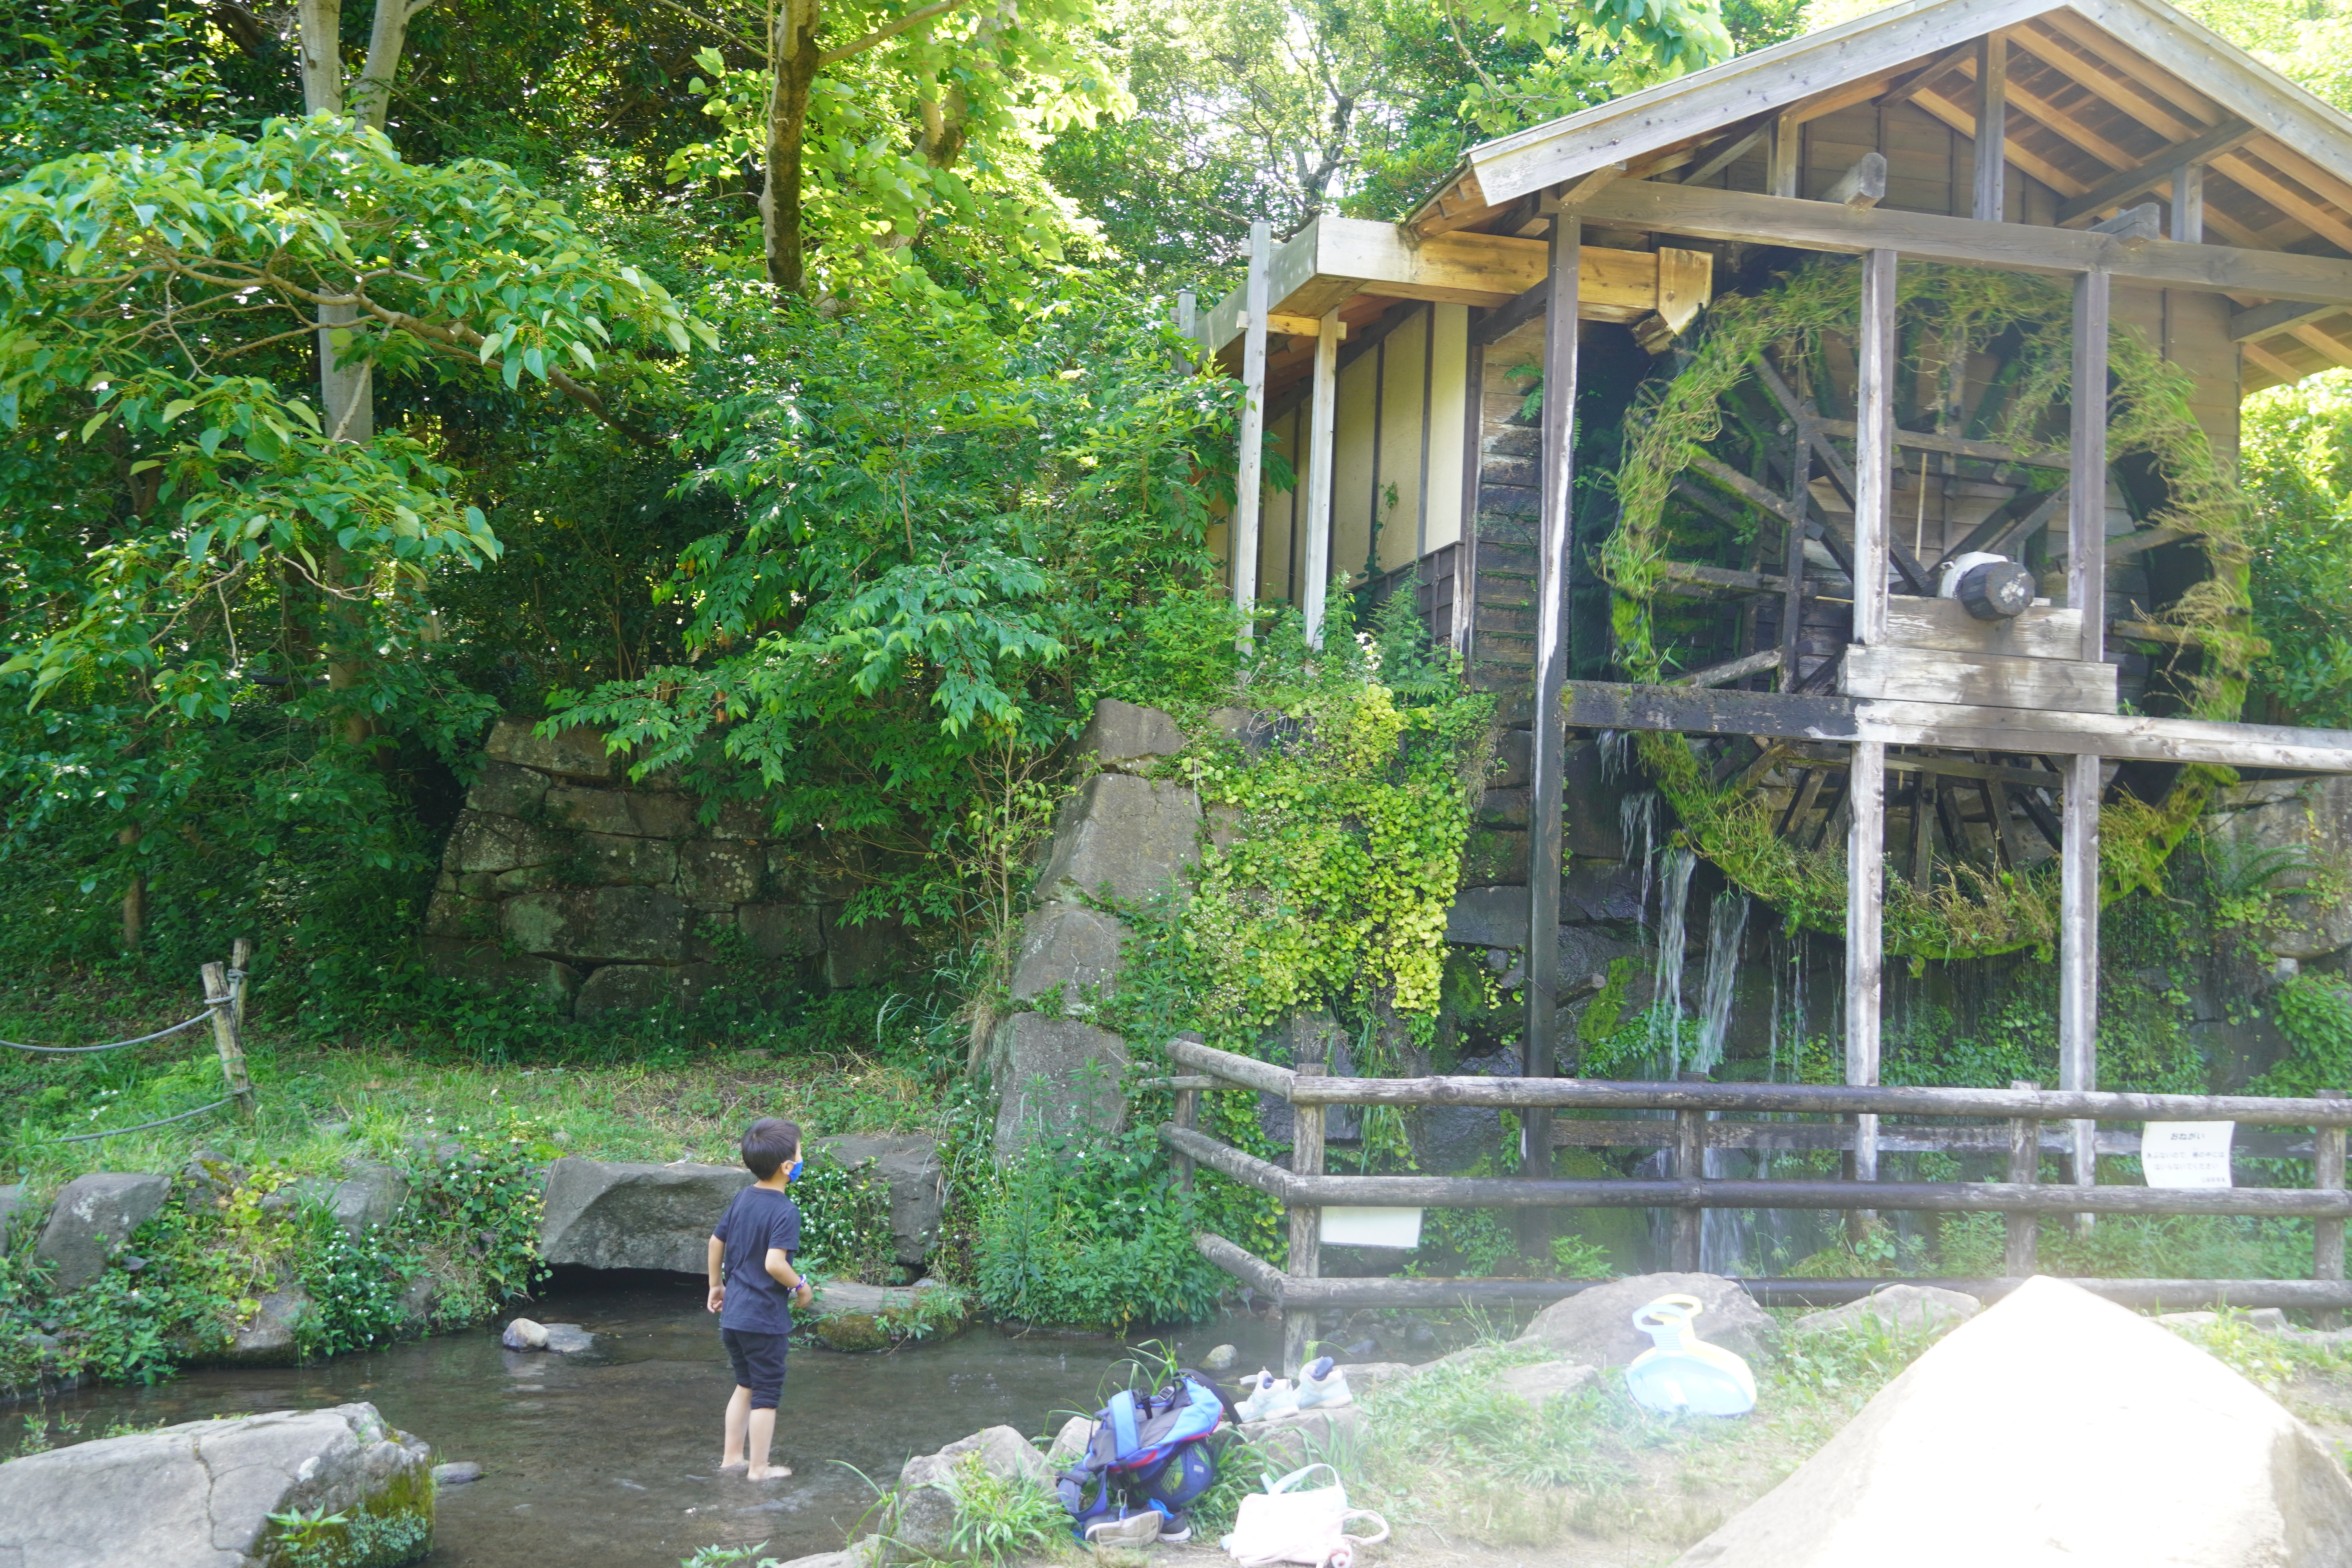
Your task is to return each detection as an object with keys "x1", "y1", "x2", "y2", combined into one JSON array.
[{"x1": 708, "y1": 1117, "x2": 815, "y2": 1480}]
